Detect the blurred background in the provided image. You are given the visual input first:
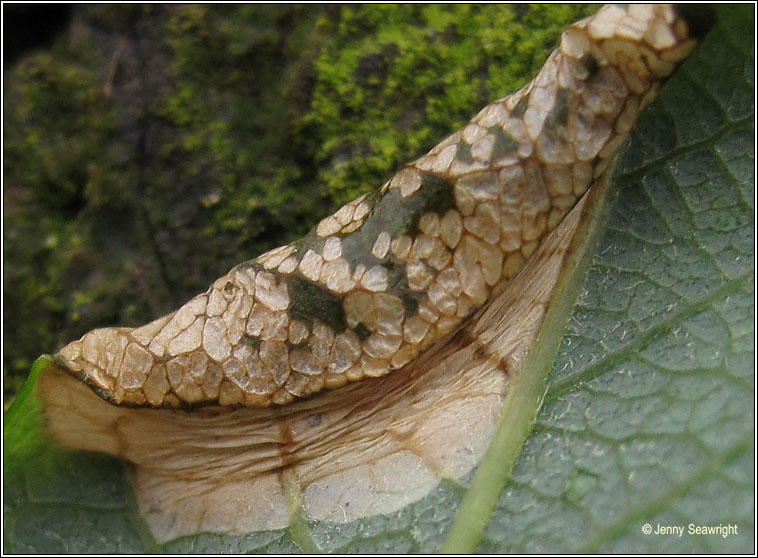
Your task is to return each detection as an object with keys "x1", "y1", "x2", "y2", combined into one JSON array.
[{"x1": 2, "y1": 4, "x2": 596, "y2": 403}]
